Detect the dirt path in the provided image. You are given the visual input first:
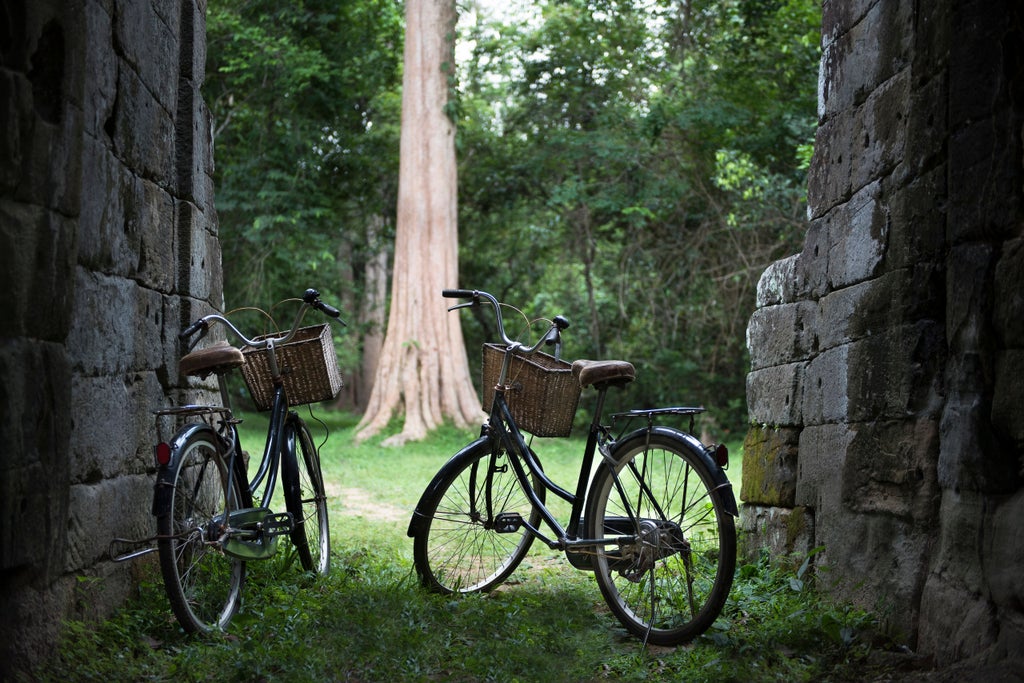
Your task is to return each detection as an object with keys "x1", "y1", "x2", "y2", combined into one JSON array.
[{"x1": 328, "y1": 483, "x2": 408, "y2": 523}]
